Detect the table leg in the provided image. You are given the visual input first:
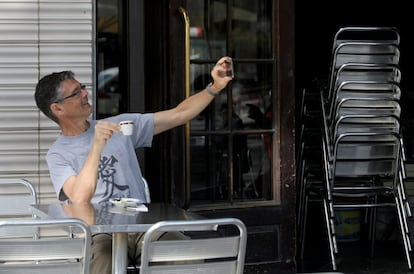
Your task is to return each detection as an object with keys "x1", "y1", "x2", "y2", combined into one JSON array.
[{"x1": 112, "y1": 232, "x2": 128, "y2": 274}]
